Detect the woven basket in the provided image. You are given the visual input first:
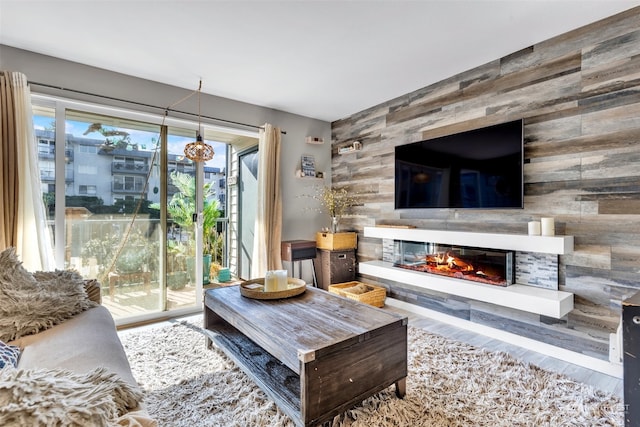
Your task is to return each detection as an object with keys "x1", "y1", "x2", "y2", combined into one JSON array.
[
  {"x1": 328, "y1": 281, "x2": 386, "y2": 307},
  {"x1": 84, "y1": 279, "x2": 102, "y2": 305}
]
